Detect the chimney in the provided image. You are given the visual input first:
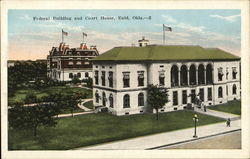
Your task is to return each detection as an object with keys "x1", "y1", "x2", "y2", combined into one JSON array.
[
  {"x1": 59, "y1": 42, "x2": 65, "y2": 51},
  {"x1": 138, "y1": 36, "x2": 149, "y2": 47}
]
